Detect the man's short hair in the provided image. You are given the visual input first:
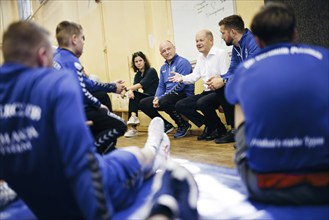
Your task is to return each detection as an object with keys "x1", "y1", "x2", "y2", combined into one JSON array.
[
  {"x1": 218, "y1": 15, "x2": 245, "y2": 33},
  {"x1": 251, "y1": 2, "x2": 296, "y2": 45},
  {"x1": 2, "y1": 21, "x2": 50, "y2": 64},
  {"x1": 56, "y1": 21, "x2": 83, "y2": 47}
]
